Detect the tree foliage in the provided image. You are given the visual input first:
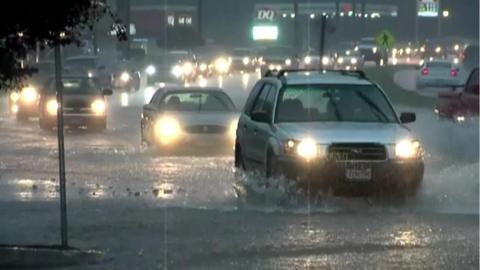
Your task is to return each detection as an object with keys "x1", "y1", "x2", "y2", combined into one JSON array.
[{"x1": 0, "y1": 0, "x2": 126, "y2": 90}]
